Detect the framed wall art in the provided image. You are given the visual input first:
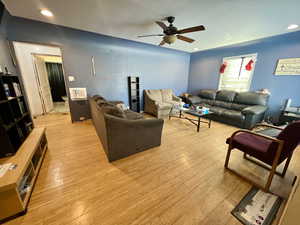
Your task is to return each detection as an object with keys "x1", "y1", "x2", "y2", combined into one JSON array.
[{"x1": 274, "y1": 58, "x2": 300, "y2": 75}]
